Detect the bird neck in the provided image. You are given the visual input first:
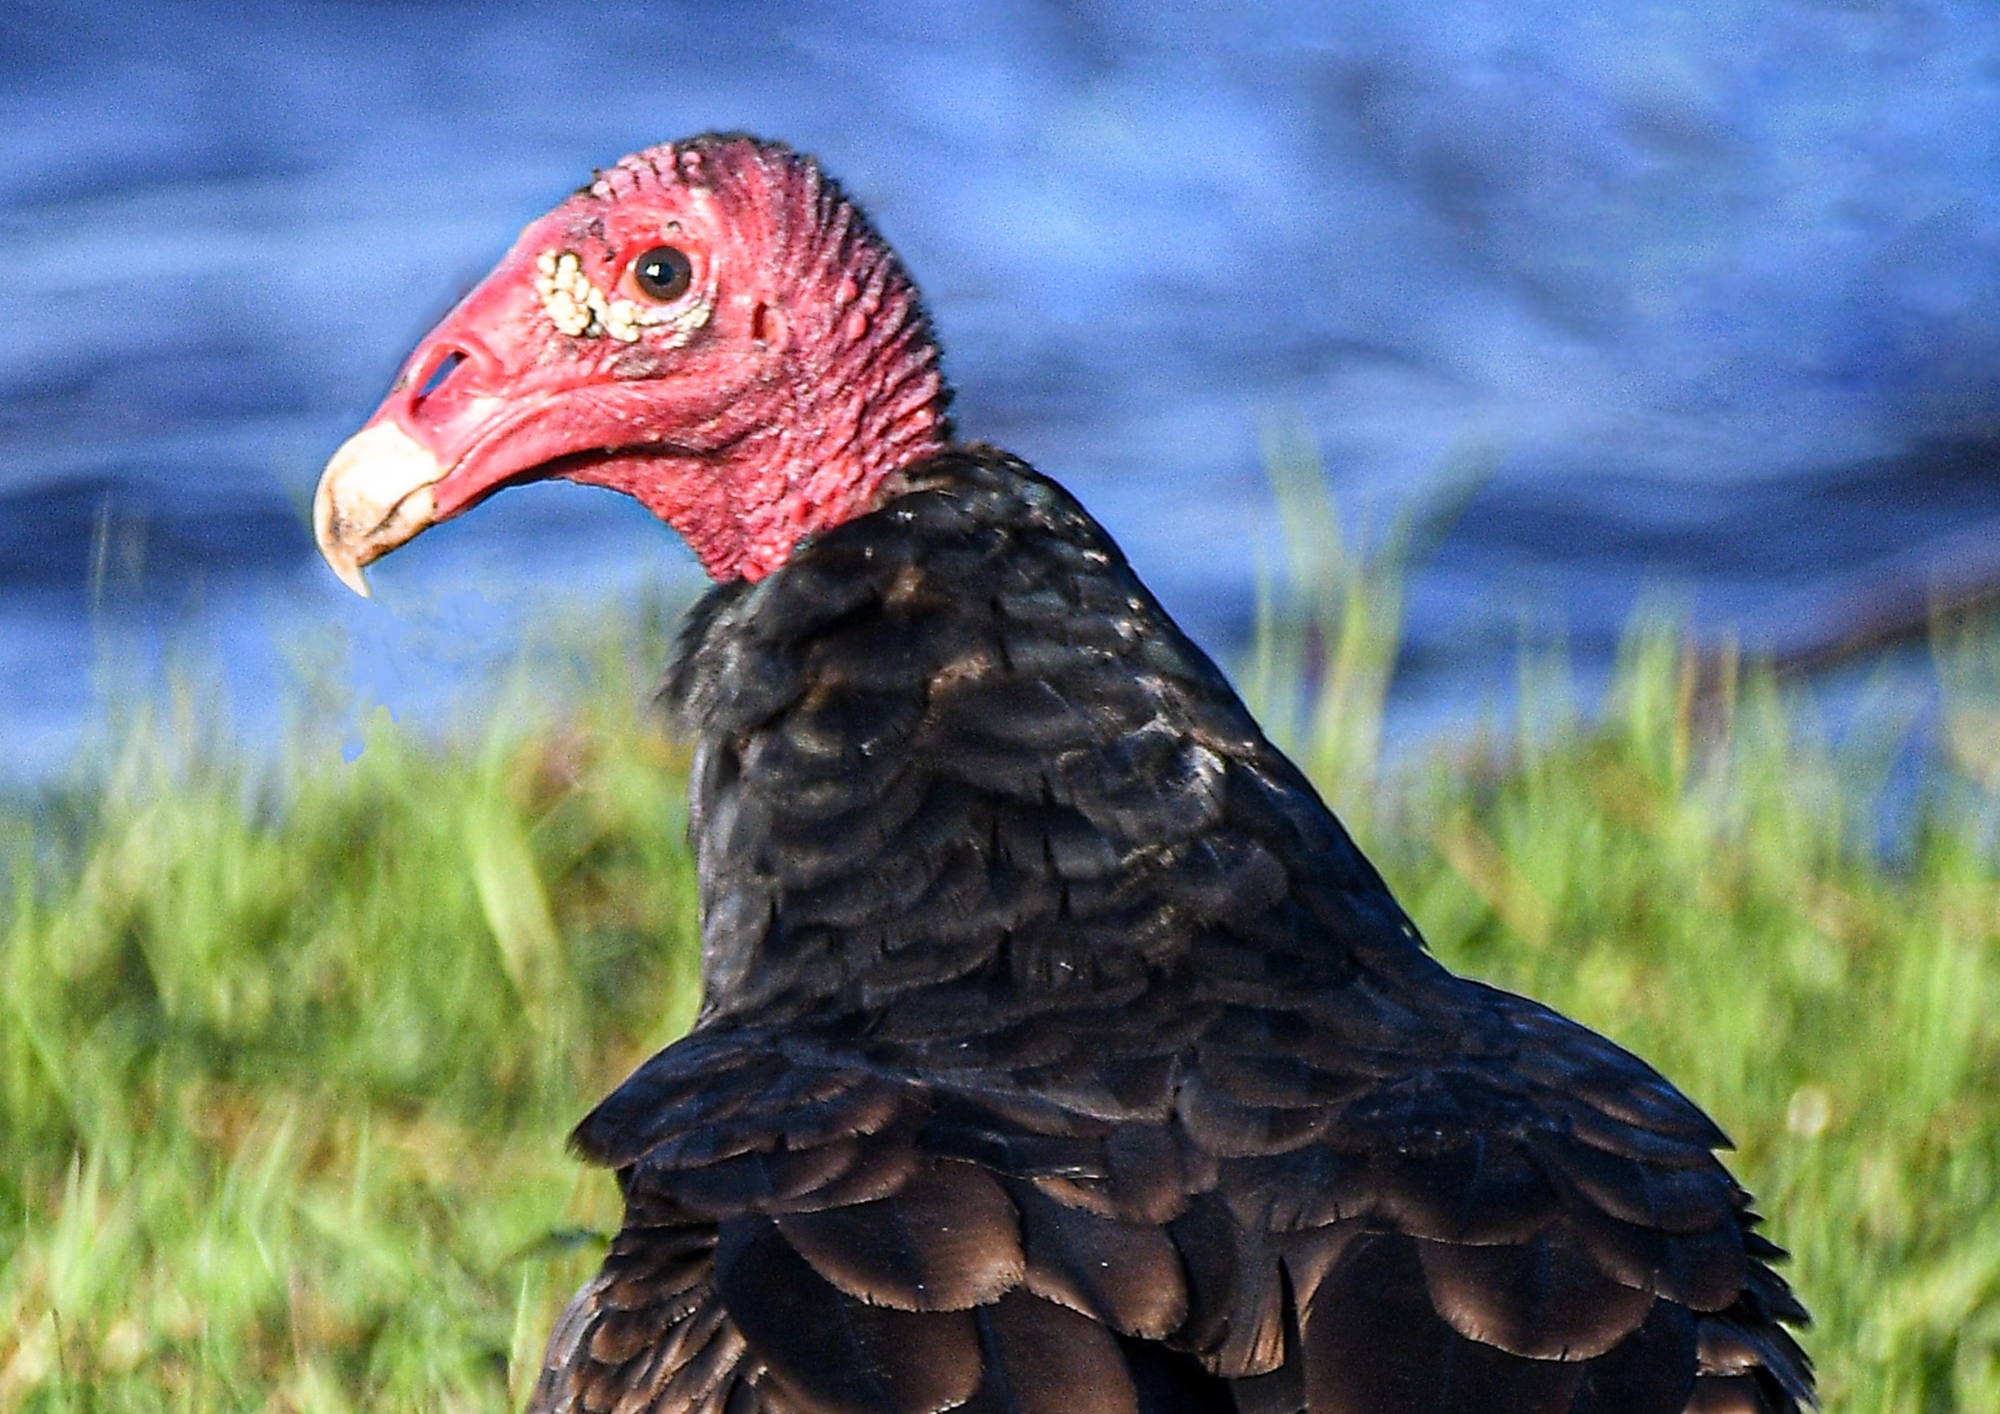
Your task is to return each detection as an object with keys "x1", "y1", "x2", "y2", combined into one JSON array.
[{"x1": 727, "y1": 286, "x2": 951, "y2": 580}]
